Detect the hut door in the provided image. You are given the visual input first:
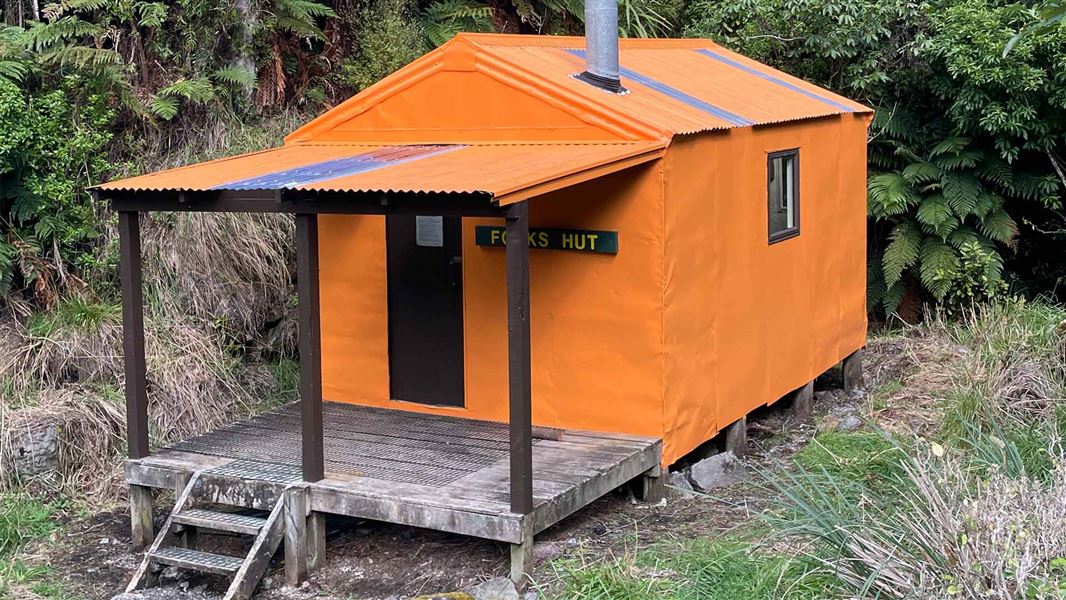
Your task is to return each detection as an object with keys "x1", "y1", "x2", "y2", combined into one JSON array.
[{"x1": 385, "y1": 215, "x2": 465, "y2": 406}]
